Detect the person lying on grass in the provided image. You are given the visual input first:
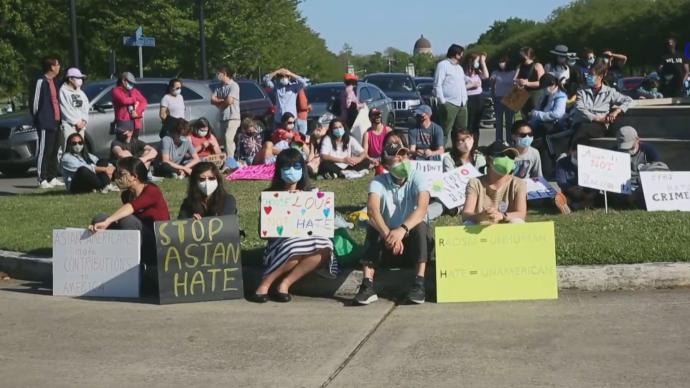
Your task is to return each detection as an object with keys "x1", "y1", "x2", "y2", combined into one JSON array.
[{"x1": 353, "y1": 130, "x2": 432, "y2": 306}]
